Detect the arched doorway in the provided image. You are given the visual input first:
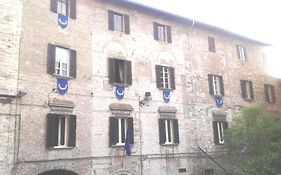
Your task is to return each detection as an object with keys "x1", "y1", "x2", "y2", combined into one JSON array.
[{"x1": 39, "y1": 169, "x2": 78, "y2": 175}]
